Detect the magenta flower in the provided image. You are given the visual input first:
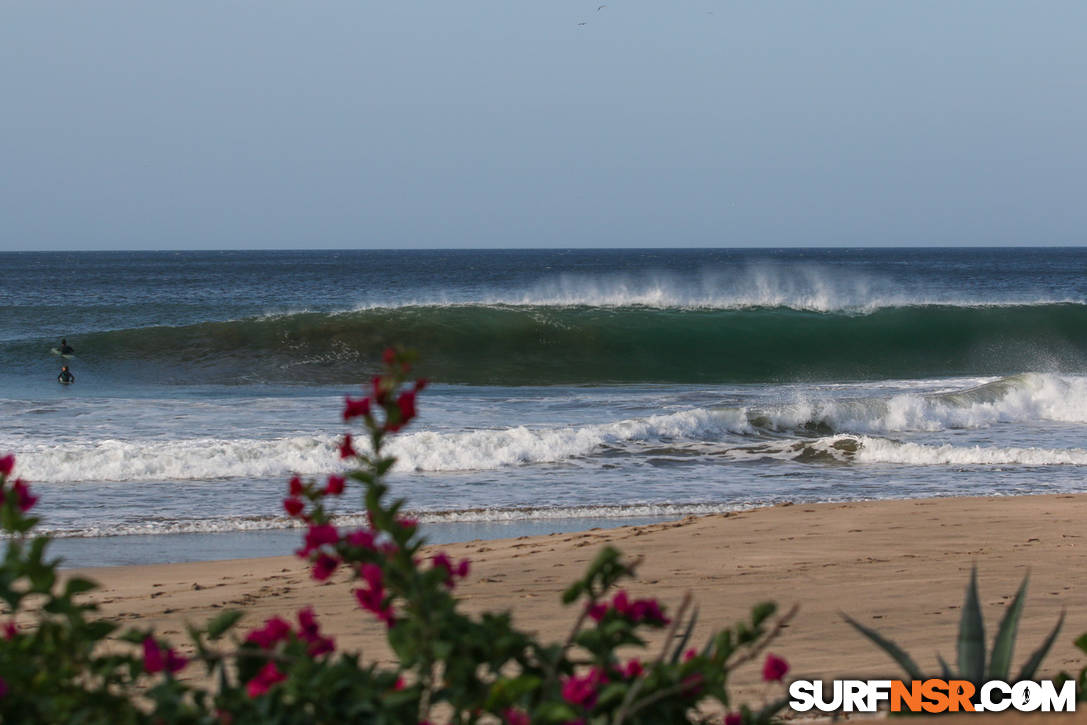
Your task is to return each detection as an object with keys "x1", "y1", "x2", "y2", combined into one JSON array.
[
  {"x1": 296, "y1": 607, "x2": 335, "y2": 656},
  {"x1": 504, "y1": 708, "x2": 530, "y2": 725},
  {"x1": 339, "y1": 434, "x2": 357, "y2": 459},
  {"x1": 2, "y1": 621, "x2": 16, "y2": 640},
  {"x1": 0, "y1": 454, "x2": 13, "y2": 477},
  {"x1": 762, "y1": 653, "x2": 789, "y2": 682},
  {"x1": 288, "y1": 475, "x2": 304, "y2": 496},
  {"x1": 325, "y1": 475, "x2": 346, "y2": 495},
  {"x1": 621, "y1": 658, "x2": 643, "y2": 679},
  {"x1": 431, "y1": 552, "x2": 470, "y2": 588},
  {"x1": 724, "y1": 712, "x2": 742, "y2": 725},
  {"x1": 397, "y1": 391, "x2": 417, "y2": 423},
  {"x1": 354, "y1": 563, "x2": 395, "y2": 626},
  {"x1": 561, "y1": 667, "x2": 607, "y2": 709},
  {"x1": 346, "y1": 528, "x2": 375, "y2": 549},
  {"x1": 297, "y1": 523, "x2": 339, "y2": 555},
  {"x1": 246, "y1": 661, "x2": 286, "y2": 697},
  {"x1": 245, "y1": 617, "x2": 292, "y2": 649},
  {"x1": 343, "y1": 395, "x2": 372, "y2": 421},
  {"x1": 10, "y1": 479, "x2": 37, "y2": 512},
  {"x1": 312, "y1": 554, "x2": 339, "y2": 581},
  {"x1": 586, "y1": 602, "x2": 608, "y2": 622},
  {"x1": 283, "y1": 497, "x2": 304, "y2": 517},
  {"x1": 142, "y1": 636, "x2": 187, "y2": 674}
]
